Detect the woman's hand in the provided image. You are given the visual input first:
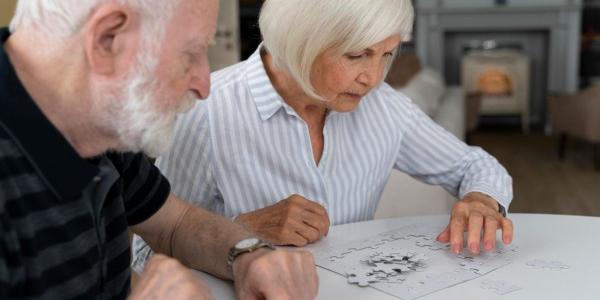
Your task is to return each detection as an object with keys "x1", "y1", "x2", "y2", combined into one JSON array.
[
  {"x1": 437, "y1": 192, "x2": 513, "y2": 254},
  {"x1": 235, "y1": 194, "x2": 330, "y2": 246}
]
